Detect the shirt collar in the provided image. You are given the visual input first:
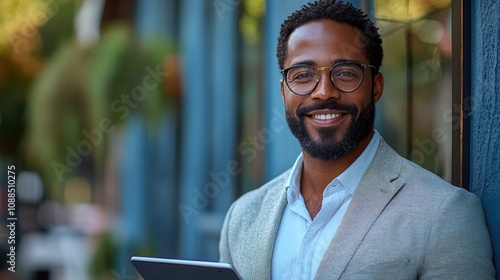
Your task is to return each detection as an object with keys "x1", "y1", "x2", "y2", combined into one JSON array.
[
  {"x1": 285, "y1": 152, "x2": 304, "y2": 203},
  {"x1": 285, "y1": 130, "x2": 381, "y2": 203}
]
